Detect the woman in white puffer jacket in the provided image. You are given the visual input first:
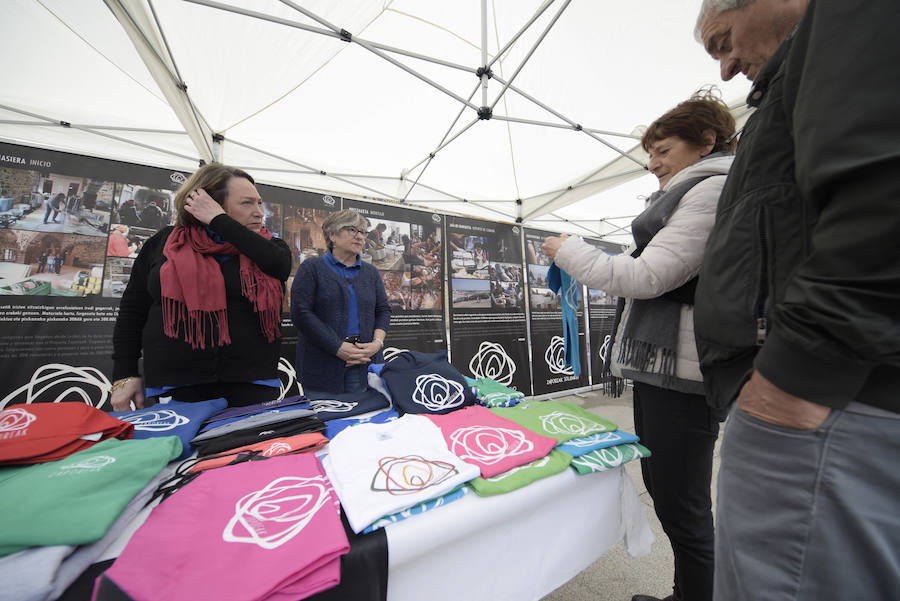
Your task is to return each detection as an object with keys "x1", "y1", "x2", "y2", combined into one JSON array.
[{"x1": 543, "y1": 92, "x2": 735, "y2": 601}]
